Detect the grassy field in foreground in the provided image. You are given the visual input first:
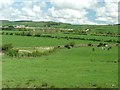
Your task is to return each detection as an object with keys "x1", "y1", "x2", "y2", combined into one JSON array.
[{"x1": 2, "y1": 46, "x2": 118, "y2": 88}]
